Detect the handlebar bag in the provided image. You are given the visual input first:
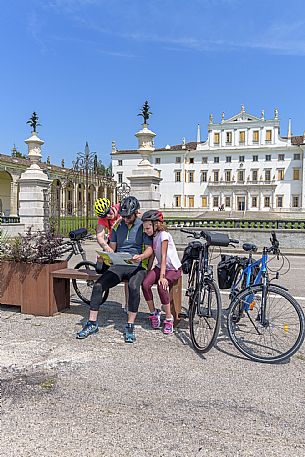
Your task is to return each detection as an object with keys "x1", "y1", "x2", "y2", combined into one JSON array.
[{"x1": 69, "y1": 227, "x2": 88, "y2": 241}]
